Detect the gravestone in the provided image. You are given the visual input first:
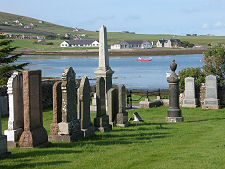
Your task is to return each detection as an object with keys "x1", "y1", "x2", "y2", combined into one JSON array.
[
  {"x1": 107, "y1": 88, "x2": 118, "y2": 126},
  {"x1": 133, "y1": 112, "x2": 144, "y2": 122},
  {"x1": 57, "y1": 67, "x2": 82, "y2": 141},
  {"x1": 78, "y1": 76, "x2": 95, "y2": 138},
  {"x1": 90, "y1": 93, "x2": 97, "y2": 113},
  {"x1": 94, "y1": 77, "x2": 112, "y2": 132},
  {"x1": 182, "y1": 77, "x2": 197, "y2": 108},
  {"x1": 116, "y1": 85, "x2": 129, "y2": 127},
  {"x1": 4, "y1": 72, "x2": 24, "y2": 148},
  {"x1": 49, "y1": 81, "x2": 62, "y2": 139},
  {"x1": 19, "y1": 70, "x2": 49, "y2": 147},
  {"x1": 0, "y1": 96, "x2": 8, "y2": 116},
  {"x1": 202, "y1": 75, "x2": 220, "y2": 109},
  {"x1": 0, "y1": 109, "x2": 10, "y2": 158},
  {"x1": 166, "y1": 60, "x2": 183, "y2": 122}
]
